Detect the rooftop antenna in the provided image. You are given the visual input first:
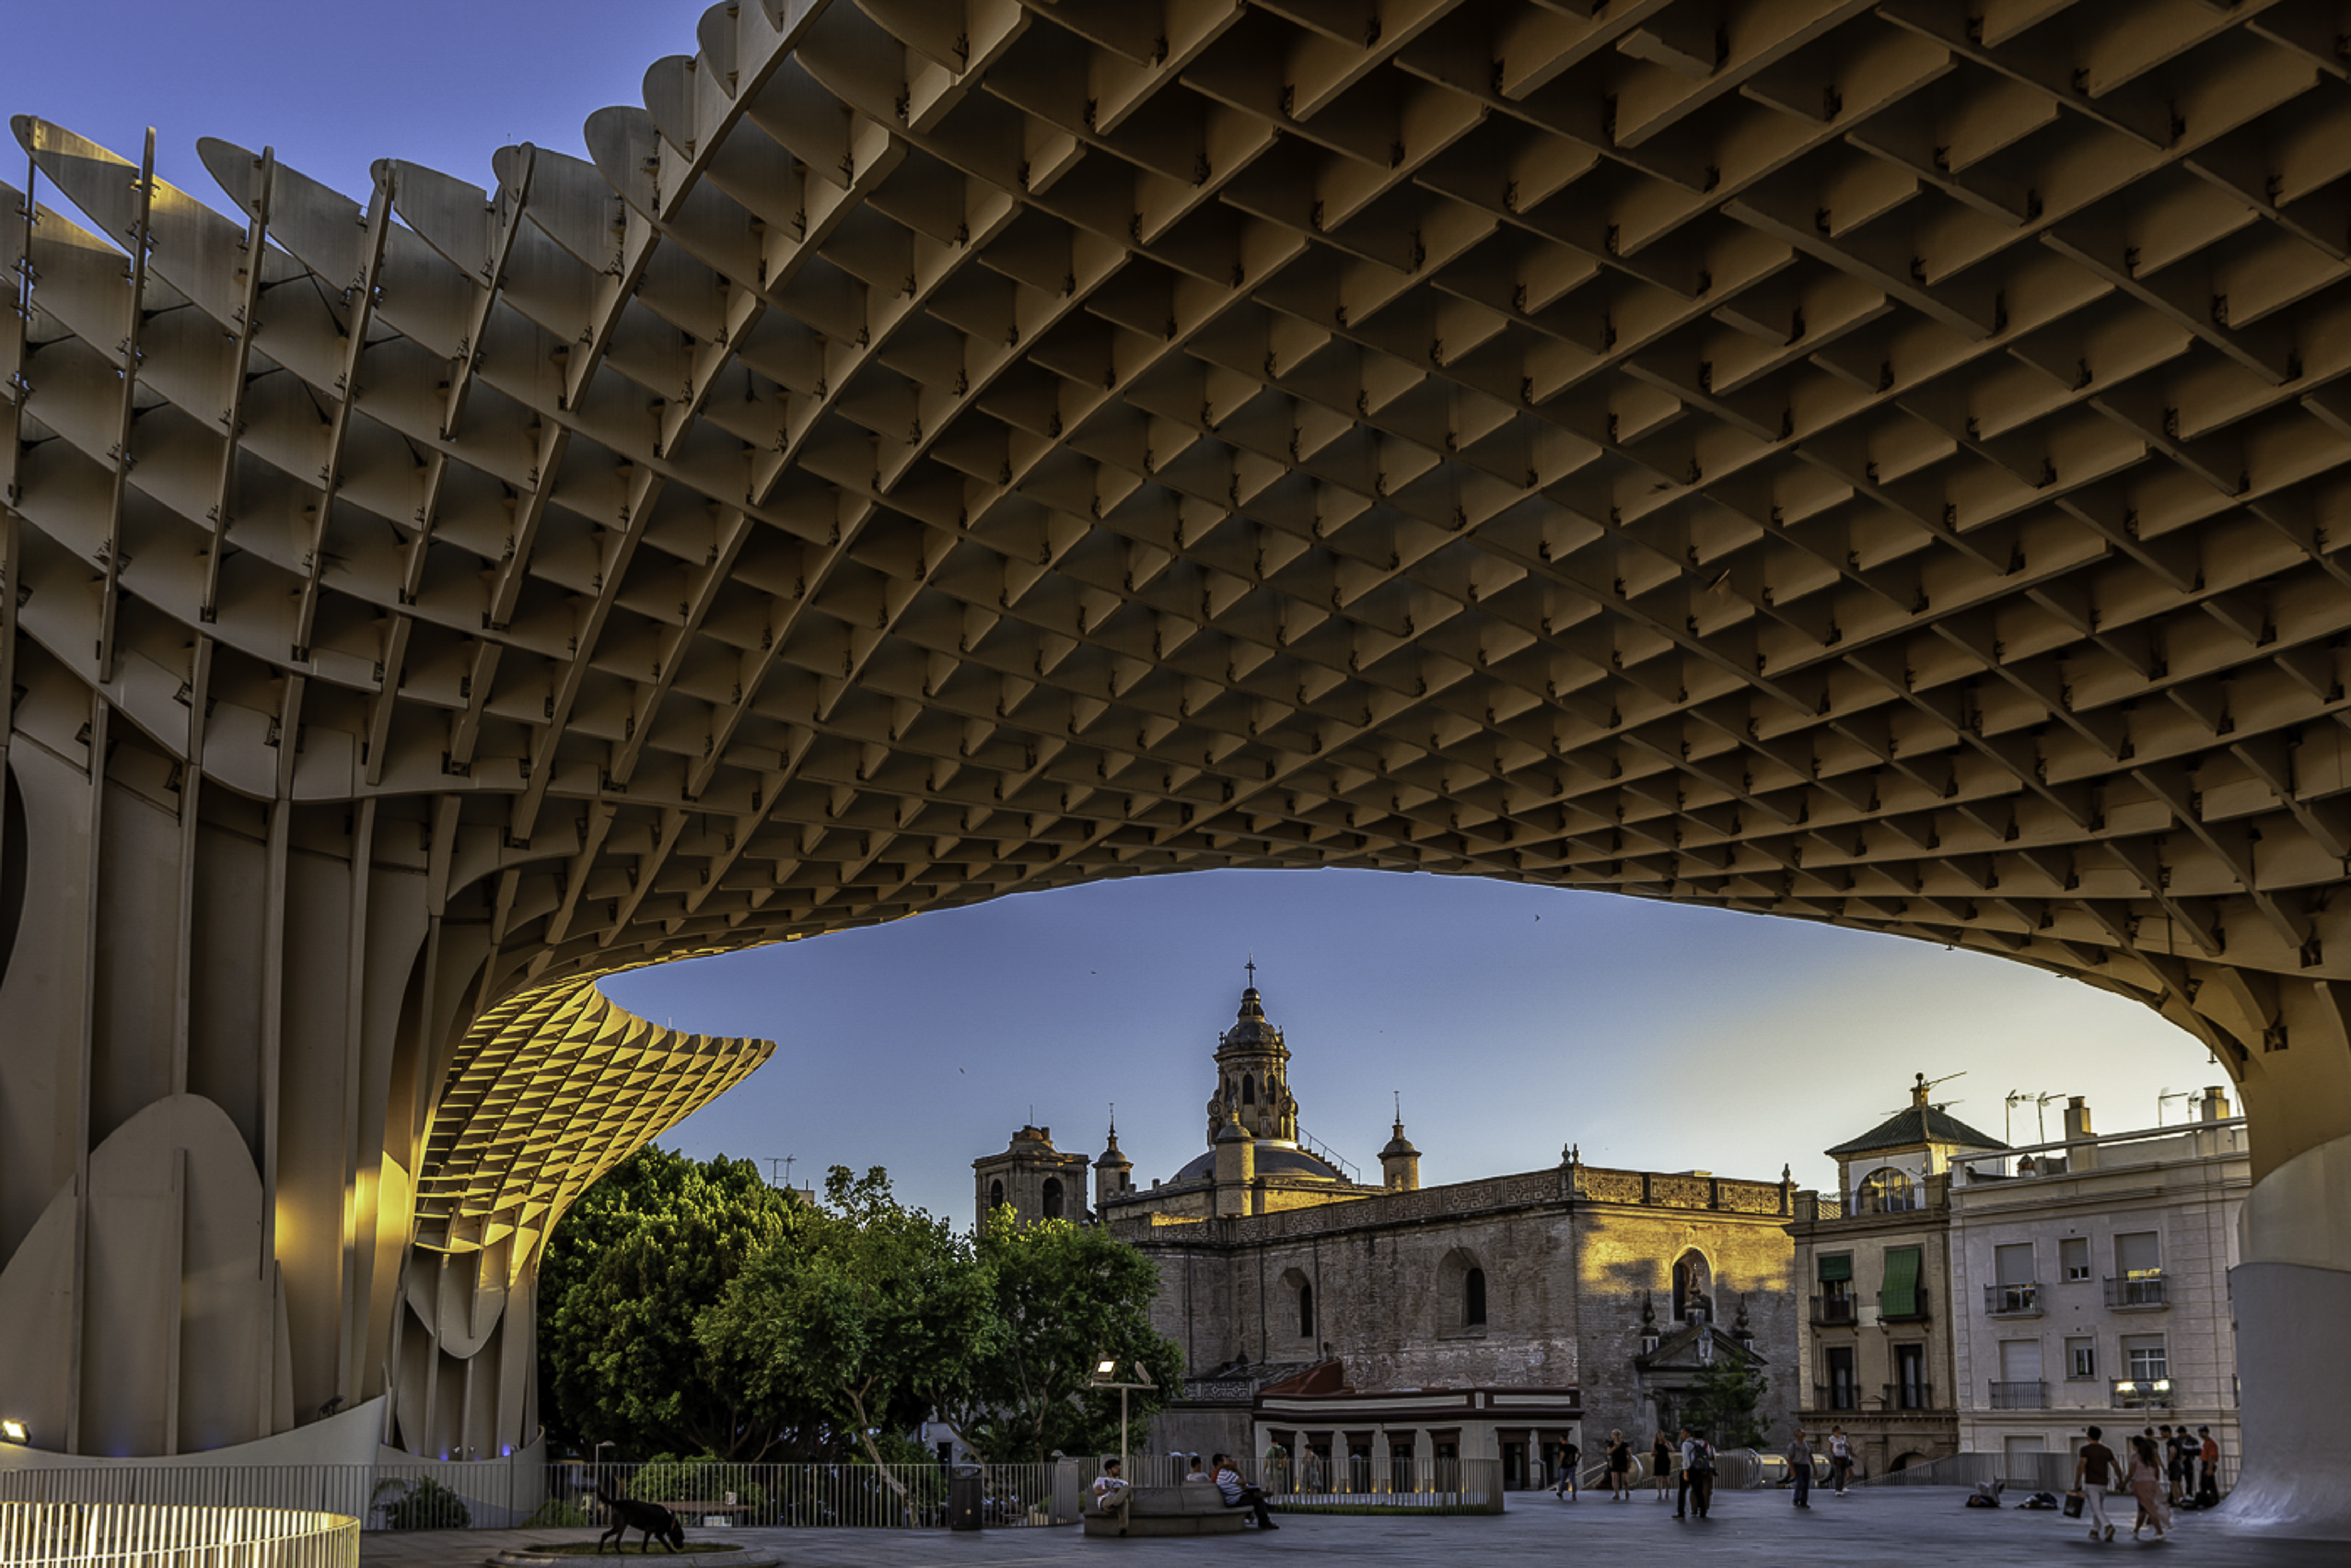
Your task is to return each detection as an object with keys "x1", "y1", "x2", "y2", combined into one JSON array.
[
  {"x1": 2005, "y1": 1091, "x2": 2066, "y2": 1144},
  {"x1": 2156, "y1": 1088, "x2": 2192, "y2": 1126}
]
